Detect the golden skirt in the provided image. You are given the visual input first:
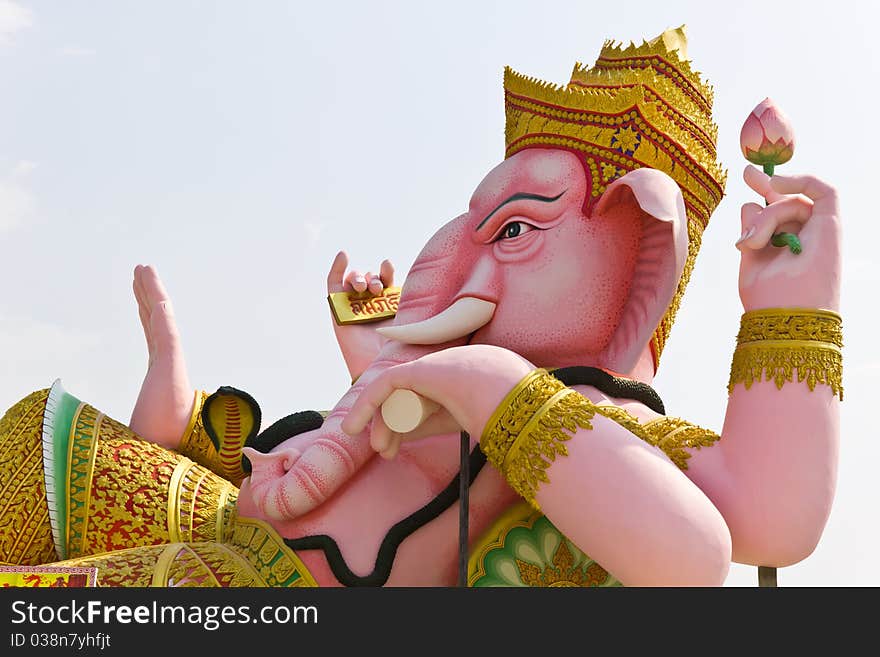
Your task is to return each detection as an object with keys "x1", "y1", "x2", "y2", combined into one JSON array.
[{"x1": 0, "y1": 382, "x2": 315, "y2": 587}]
